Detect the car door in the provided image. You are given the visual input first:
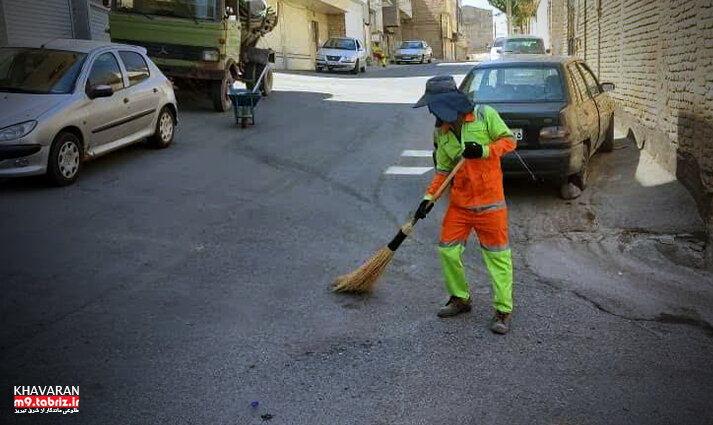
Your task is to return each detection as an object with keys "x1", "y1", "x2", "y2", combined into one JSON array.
[
  {"x1": 84, "y1": 51, "x2": 131, "y2": 151},
  {"x1": 567, "y1": 62, "x2": 599, "y2": 151},
  {"x1": 577, "y1": 62, "x2": 613, "y2": 147},
  {"x1": 118, "y1": 50, "x2": 160, "y2": 137},
  {"x1": 356, "y1": 39, "x2": 366, "y2": 64}
]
